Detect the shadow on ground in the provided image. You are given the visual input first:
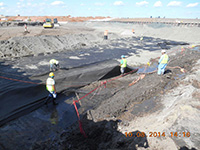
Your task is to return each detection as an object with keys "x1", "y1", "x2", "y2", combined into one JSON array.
[
  {"x1": 42, "y1": 116, "x2": 149, "y2": 150},
  {"x1": 0, "y1": 92, "x2": 77, "y2": 150}
]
